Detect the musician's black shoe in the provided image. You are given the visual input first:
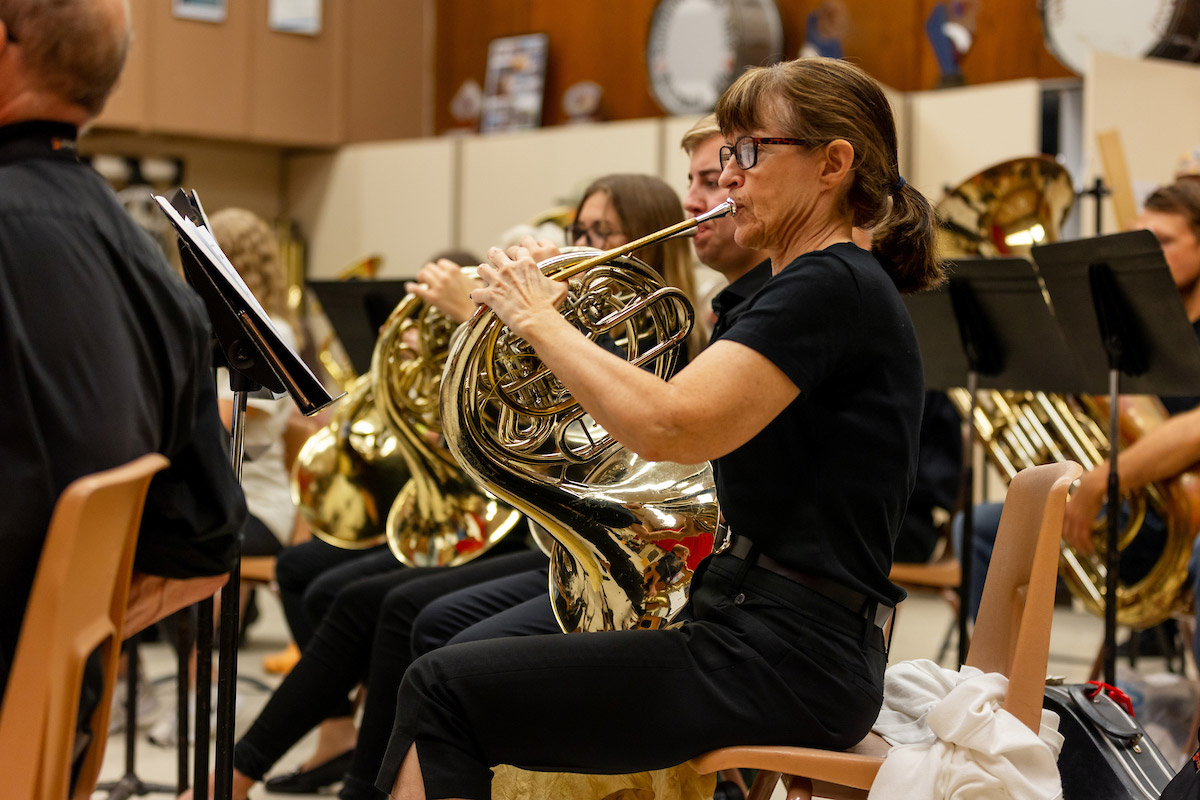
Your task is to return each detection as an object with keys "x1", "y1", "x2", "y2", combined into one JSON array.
[{"x1": 264, "y1": 749, "x2": 354, "y2": 794}]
